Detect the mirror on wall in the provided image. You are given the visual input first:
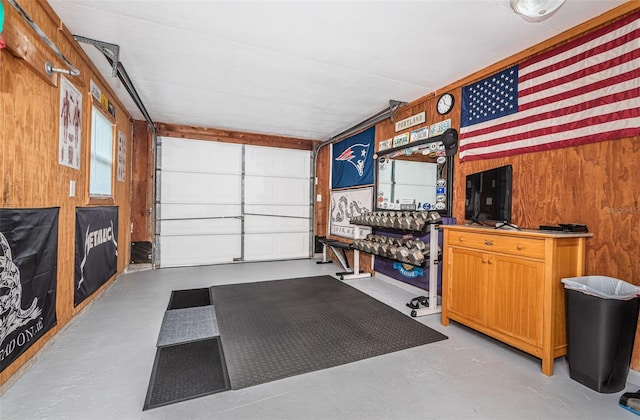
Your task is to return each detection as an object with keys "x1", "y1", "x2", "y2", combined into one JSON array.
[{"x1": 375, "y1": 132, "x2": 455, "y2": 215}]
